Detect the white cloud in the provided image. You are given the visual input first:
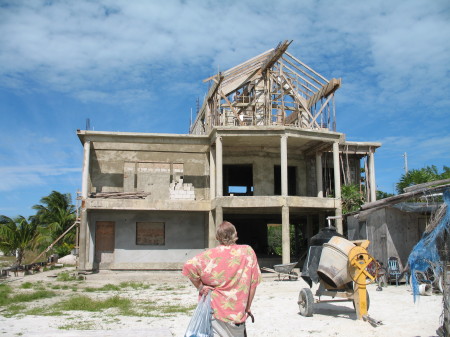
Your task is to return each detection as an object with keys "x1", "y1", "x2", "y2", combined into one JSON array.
[
  {"x1": 0, "y1": 0, "x2": 448, "y2": 111},
  {"x1": 0, "y1": 165, "x2": 80, "y2": 192}
]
